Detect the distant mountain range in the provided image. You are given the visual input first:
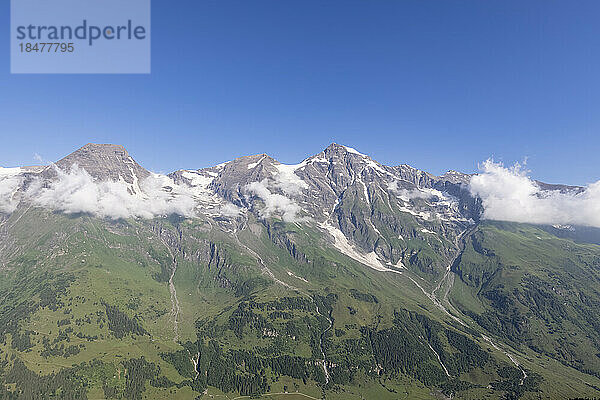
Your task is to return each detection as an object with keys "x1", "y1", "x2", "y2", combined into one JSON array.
[{"x1": 0, "y1": 143, "x2": 599, "y2": 399}]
